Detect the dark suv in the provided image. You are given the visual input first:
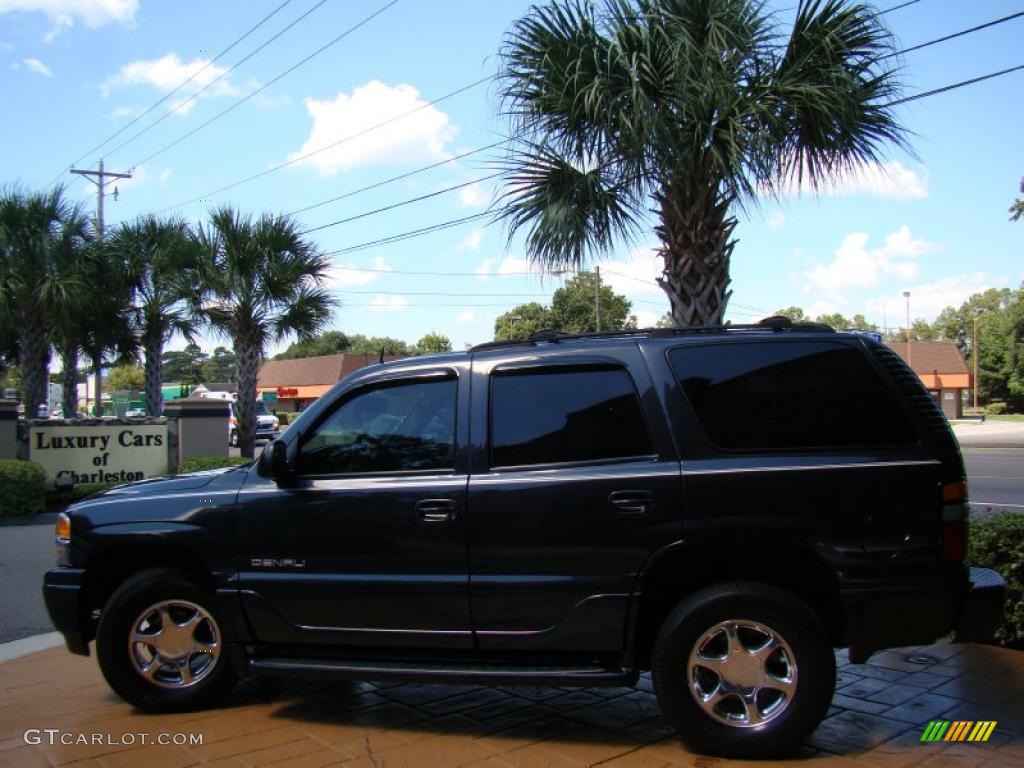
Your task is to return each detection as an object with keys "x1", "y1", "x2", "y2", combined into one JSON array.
[{"x1": 43, "y1": 323, "x2": 1005, "y2": 757}]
